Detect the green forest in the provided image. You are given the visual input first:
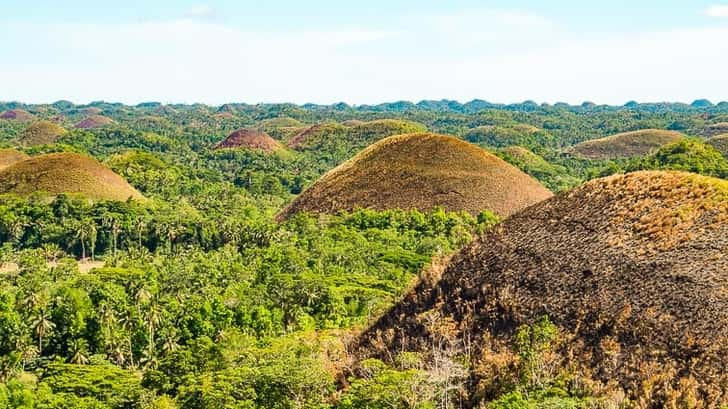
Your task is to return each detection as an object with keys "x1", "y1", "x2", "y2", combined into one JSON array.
[{"x1": 0, "y1": 100, "x2": 727, "y2": 408}]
